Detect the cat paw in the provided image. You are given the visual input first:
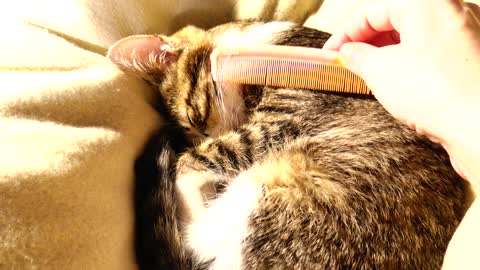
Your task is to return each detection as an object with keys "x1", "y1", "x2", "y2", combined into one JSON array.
[
  {"x1": 176, "y1": 172, "x2": 210, "y2": 221},
  {"x1": 176, "y1": 170, "x2": 231, "y2": 222}
]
